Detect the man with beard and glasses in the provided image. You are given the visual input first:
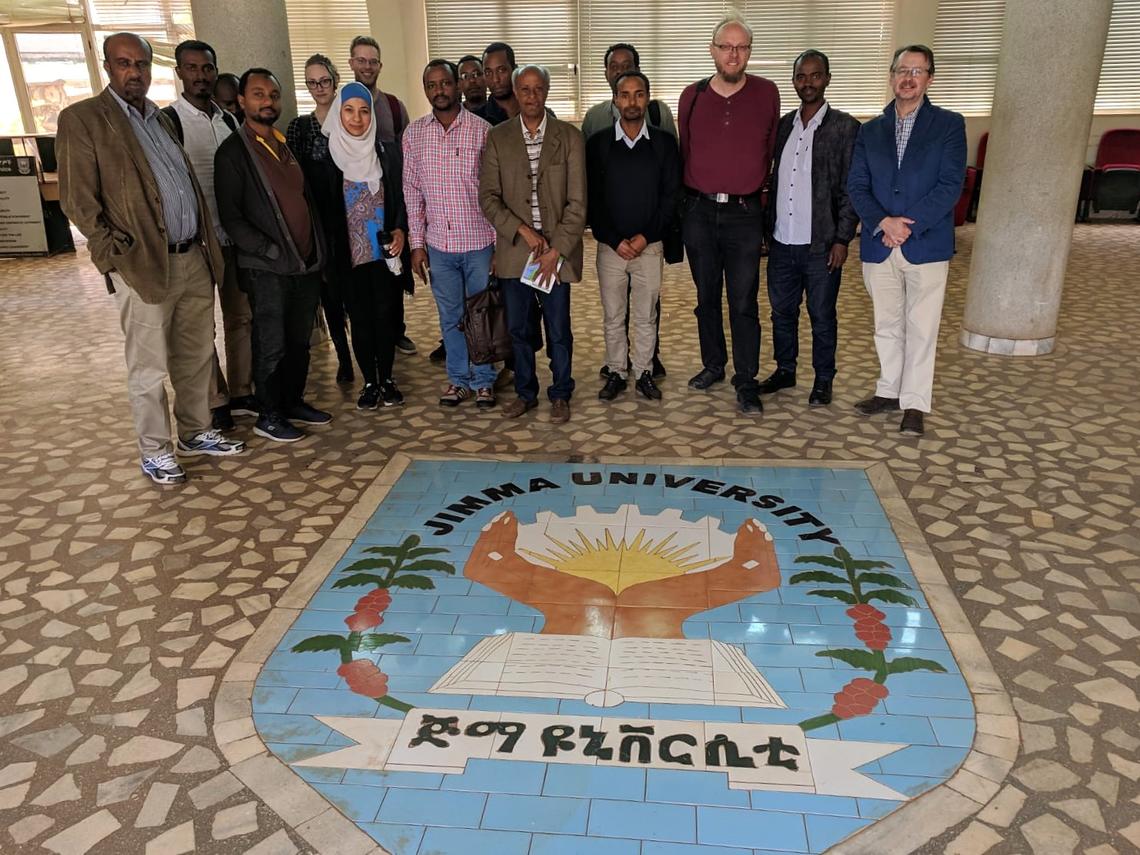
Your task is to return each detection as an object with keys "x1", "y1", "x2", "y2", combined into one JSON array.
[
  {"x1": 587, "y1": 71, "x2": 680, "y2": 403},
  {"x1": 215, "y1": 68, "x2": 330, "y2": 444},
  {"x1": 164, "y1": 40, "x2": 257, "y2": 434},
  {"x1": 847, "y1": 44, "x2": 965, "y2": 437},
  {"x1": 458, "y1": 54, "x2": 488, "y2": 112},
  {"x1": 759, "y1": 49, "x2": 860, "y2": 409},
  {"x1": 348, "y1": 35, "x2": 416, "y2": 356},
  {"x1": 679, "y1": 14, "x2": 779, "y2": 415},
  {"x1": 404, "y1": 60, "x2": 498, "y2": 410},
  {"x1": 57, "y1": 32, "x2": 244, "y2": 485}
]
